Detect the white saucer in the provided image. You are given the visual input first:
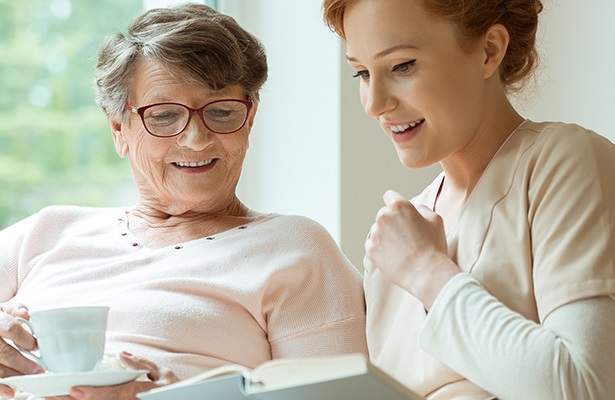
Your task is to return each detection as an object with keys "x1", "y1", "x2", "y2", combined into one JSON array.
[{"x1": 0, "y1": 369, "x2": 148, "y2": 397}]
